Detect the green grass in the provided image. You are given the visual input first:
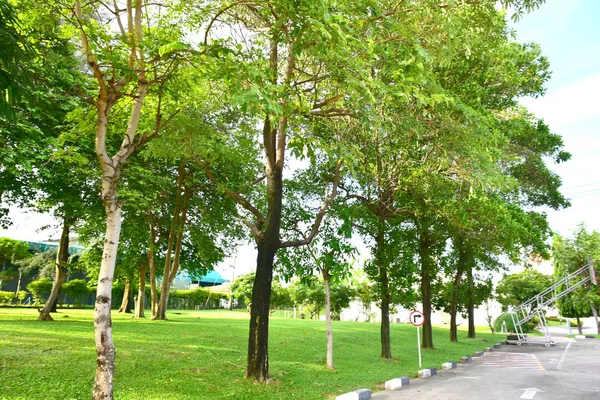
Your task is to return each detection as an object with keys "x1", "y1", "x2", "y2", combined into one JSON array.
[{"x1": 0, "y1": 308, "x2": 503, "y2": 400}]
